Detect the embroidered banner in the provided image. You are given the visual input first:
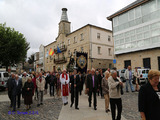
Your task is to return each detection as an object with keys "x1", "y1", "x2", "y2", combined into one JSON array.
[{"x1": 76, "y1": 52, "x2": 88, "y2": 74}]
